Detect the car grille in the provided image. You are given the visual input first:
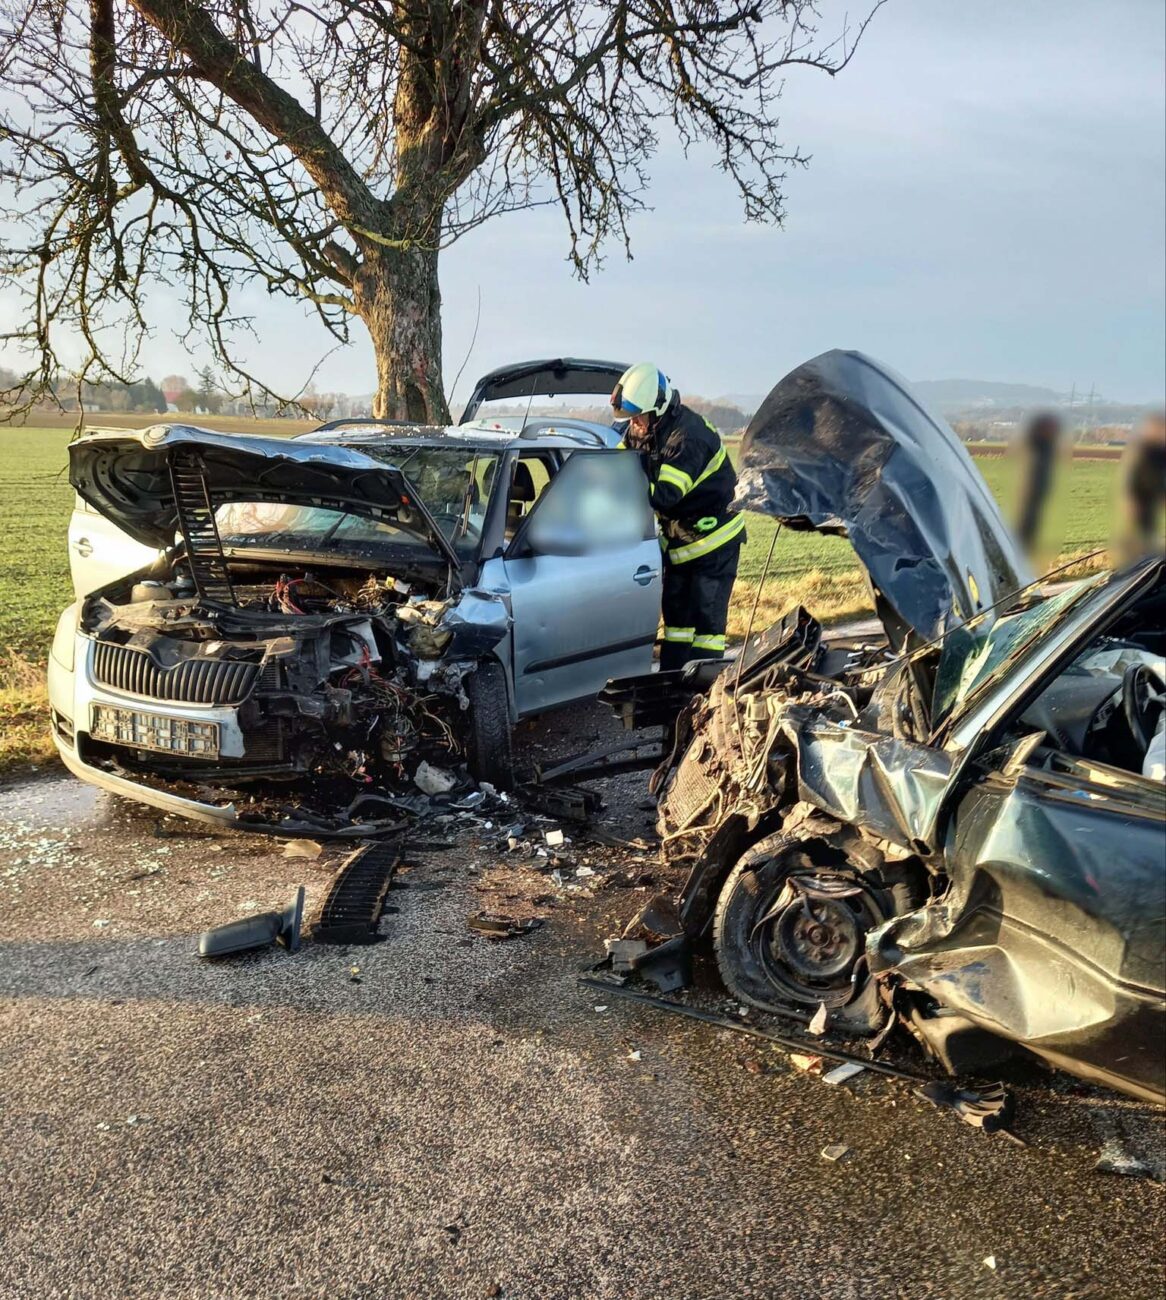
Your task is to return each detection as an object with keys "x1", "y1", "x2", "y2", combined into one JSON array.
[{"x1": 91, "y1": 641, "x2": 259, "y2": 706}]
